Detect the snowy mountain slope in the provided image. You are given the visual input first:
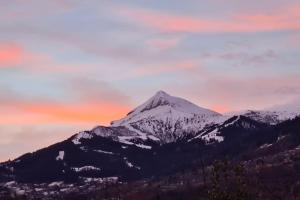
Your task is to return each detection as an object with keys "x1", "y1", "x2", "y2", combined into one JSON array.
[
  {"x1": 233, "y1": 108, "x2": 300, "y2": 125},
  {"x1": 71, "y1": 126, "x2": 155, "y2": 149},
  {"x1": 111, "y1": 91, "x2": 223, "y2": 143},
  {"x1": 112, "y1": 91, "x2": 221, "y2": 126}
]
